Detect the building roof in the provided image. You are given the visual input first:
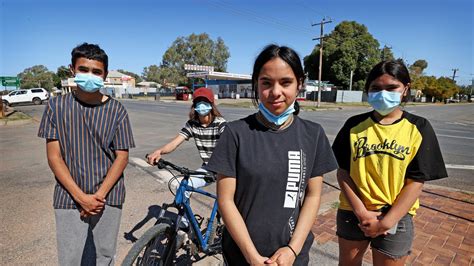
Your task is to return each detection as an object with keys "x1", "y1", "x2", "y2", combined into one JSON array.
[
  {"x1": 107, "y1": 70, "x2": 127, "y2": 78},
  {"x1": 137, "y1": 81, "x2": 160, "y2": 87},
  {"x1": 186, "y1": 71, "x2": 251, "y2": 81}
]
